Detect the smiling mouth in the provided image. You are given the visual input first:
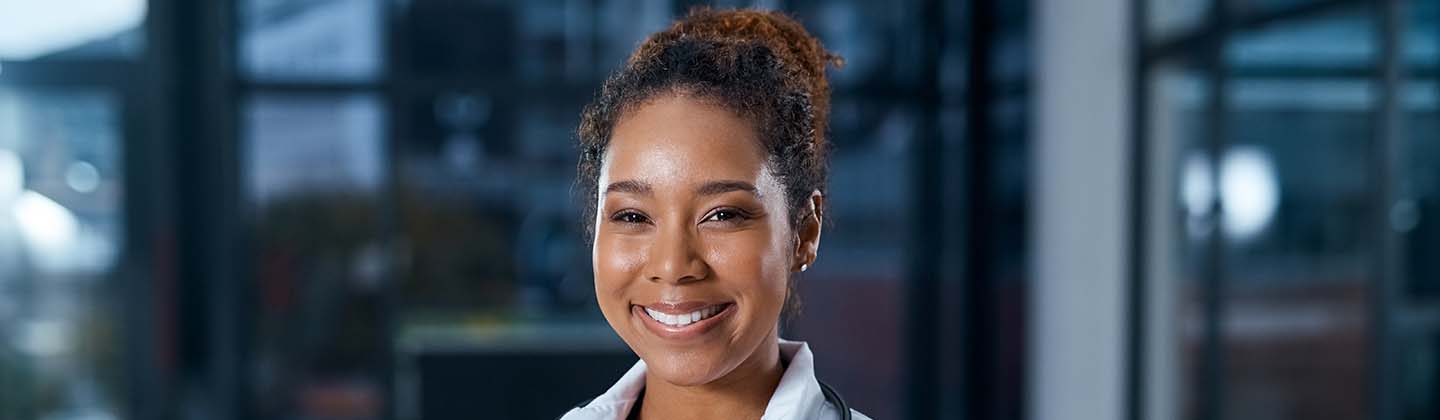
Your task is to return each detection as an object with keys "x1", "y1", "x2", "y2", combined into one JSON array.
[
  {"x1": 632, "y1": 302, "x2": 735, "y2": 340},
  {"x1": 642, "y1": 304, "x2": 728, "y2": 327}
]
